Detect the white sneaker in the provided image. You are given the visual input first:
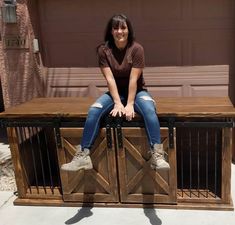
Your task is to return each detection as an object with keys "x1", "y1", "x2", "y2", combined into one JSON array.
[
  {"x1": 150, "y1": 144, "x2": 170, "y2": 170},
  {"x1": 61, "y1": 145, "x2": 93, "y2": 171}
]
